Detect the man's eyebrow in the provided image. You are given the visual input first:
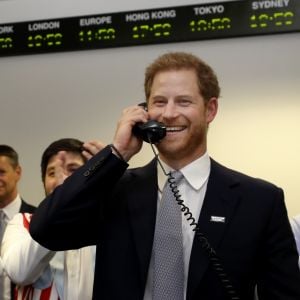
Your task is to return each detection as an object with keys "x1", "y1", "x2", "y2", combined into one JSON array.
[
  {"x1": 46, "y1": 166, "x2": 55, "y2": 172},
  {"x1": 66, "y1": 162, "x2": 82, "y2": 167}
]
